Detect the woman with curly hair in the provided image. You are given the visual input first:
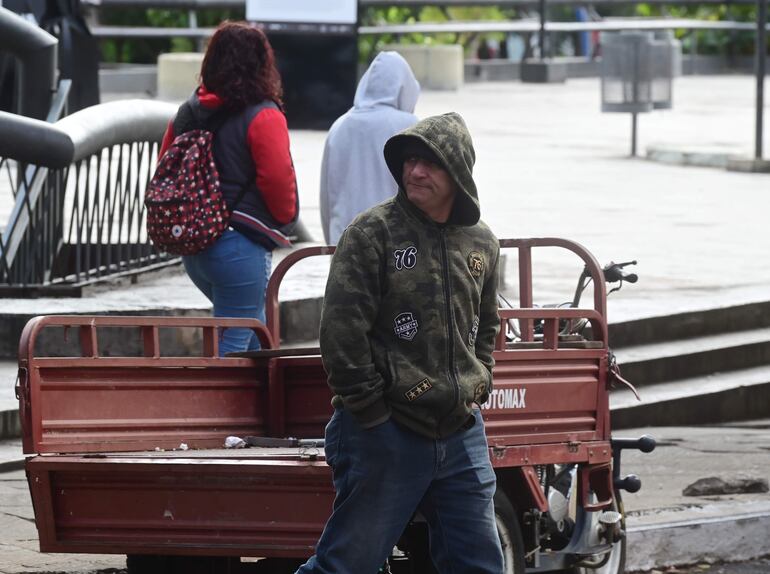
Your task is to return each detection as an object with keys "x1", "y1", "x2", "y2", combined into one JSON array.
[{"x1": 158, "y1": 21, "x2": 299, "y2": 355}]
